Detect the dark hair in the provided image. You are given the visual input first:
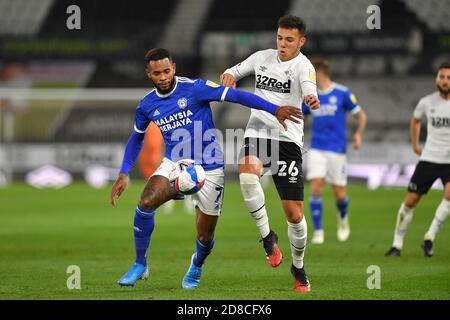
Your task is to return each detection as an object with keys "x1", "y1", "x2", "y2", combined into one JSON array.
[
  {"x1": 438, "y1": 62, "x2": 450, "y2": 70},
  {"x1": 145, "y1": 48, "x2": 172, "y2": 65},
  {"x1": 311, "y1": 58, "x2": 330, "y2": 76},
  {"x1": 278, "y1": 15, "x2": 306, "y2": 36}
]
